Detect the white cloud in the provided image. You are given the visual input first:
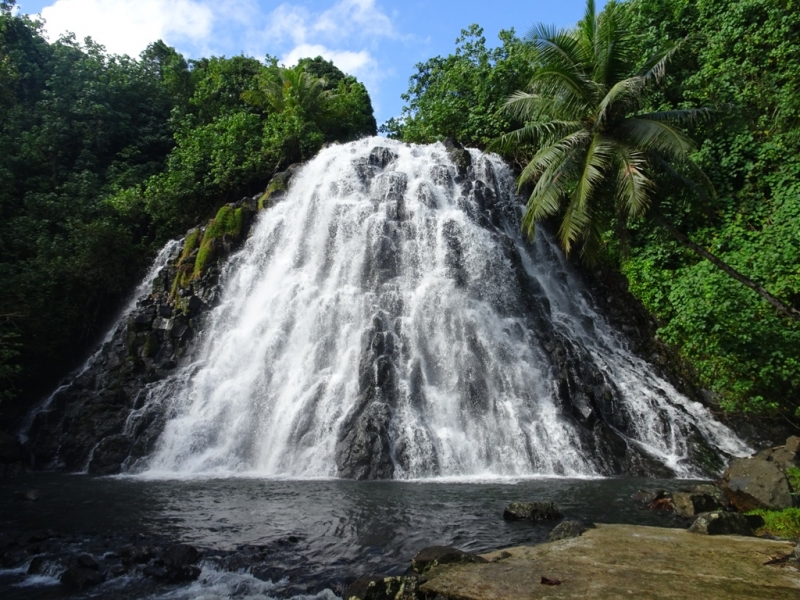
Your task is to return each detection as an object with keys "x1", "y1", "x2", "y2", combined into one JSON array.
[
  {"x1": 39, "y1": 0, "x2": 214, "y2": 56},
  {"x1": 281, "y1": 43, "x2": 374, "y2": 78},
  {"x1": 313, "y1": 0, "x2": 397, "y2": 40},
  {"x1": 264, "y1": 4, "x2": 311, "y2": 46}
]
